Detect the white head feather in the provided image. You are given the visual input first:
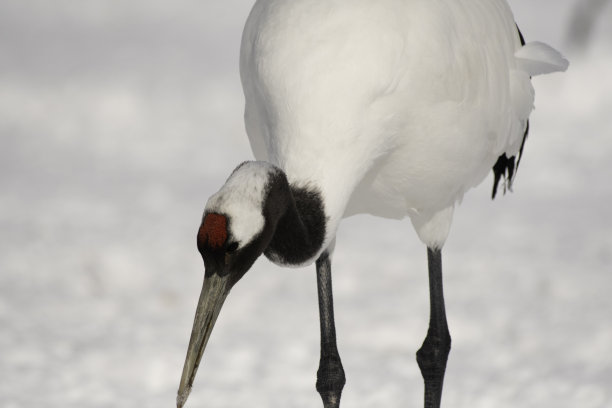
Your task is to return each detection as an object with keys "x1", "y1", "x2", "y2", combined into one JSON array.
[{"x1": 205, "y1": 162, "x2": 278, "y2": 247}]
